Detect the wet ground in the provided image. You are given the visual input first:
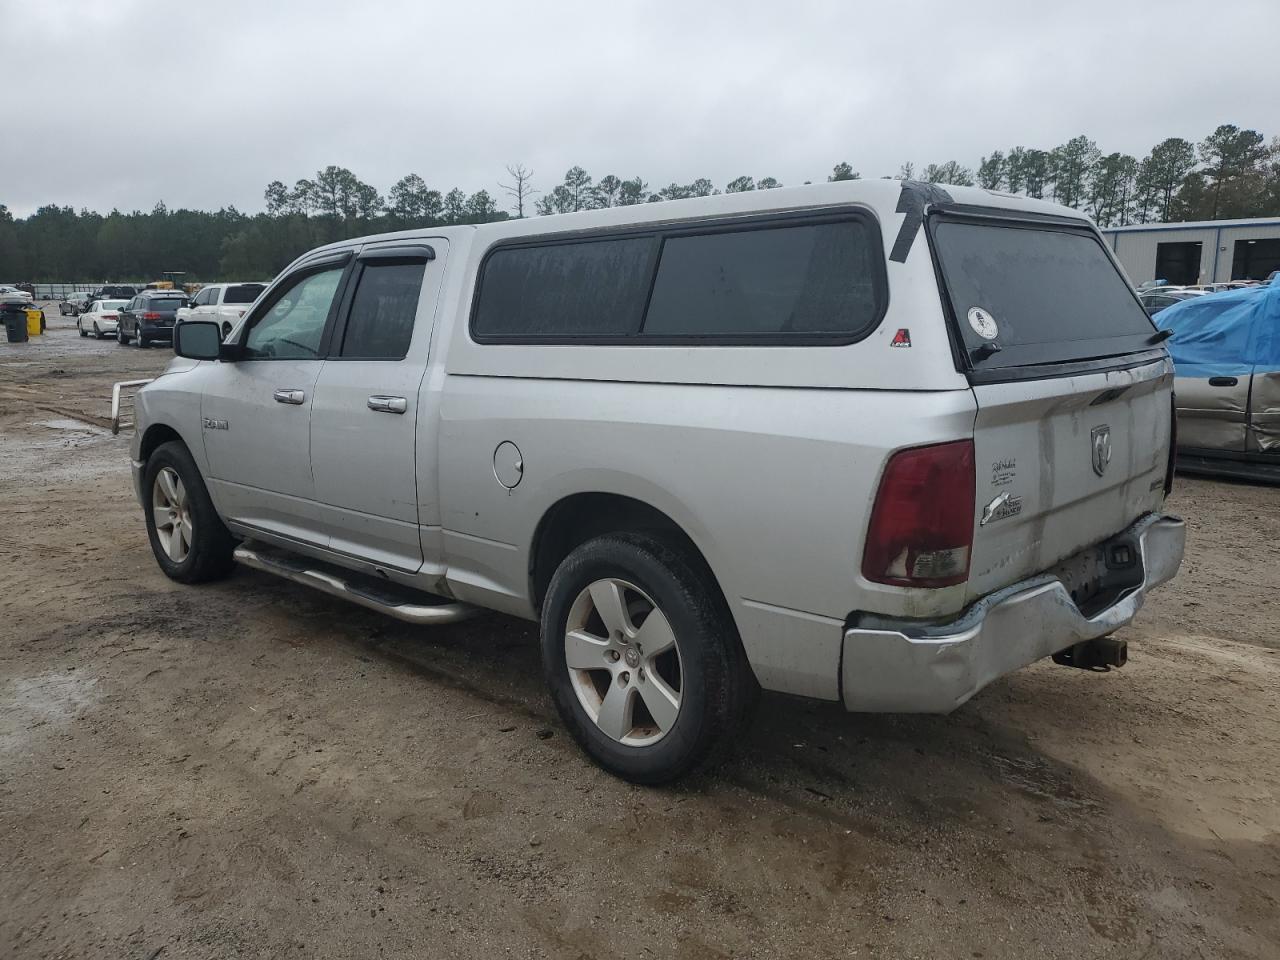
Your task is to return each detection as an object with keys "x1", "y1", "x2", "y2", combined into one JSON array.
[{"x1": 2, "y1": 313, "x2": 1279, "y2": 959}]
